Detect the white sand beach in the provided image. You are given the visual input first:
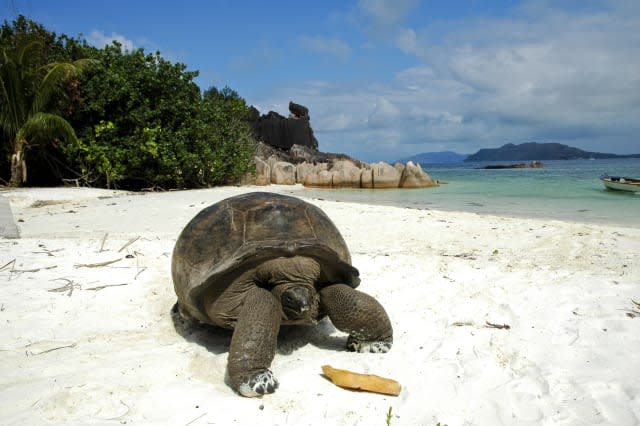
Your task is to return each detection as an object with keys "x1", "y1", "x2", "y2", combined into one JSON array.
[{"x1": 1, "y1": 185, "x2": 639, "y2": 425}]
